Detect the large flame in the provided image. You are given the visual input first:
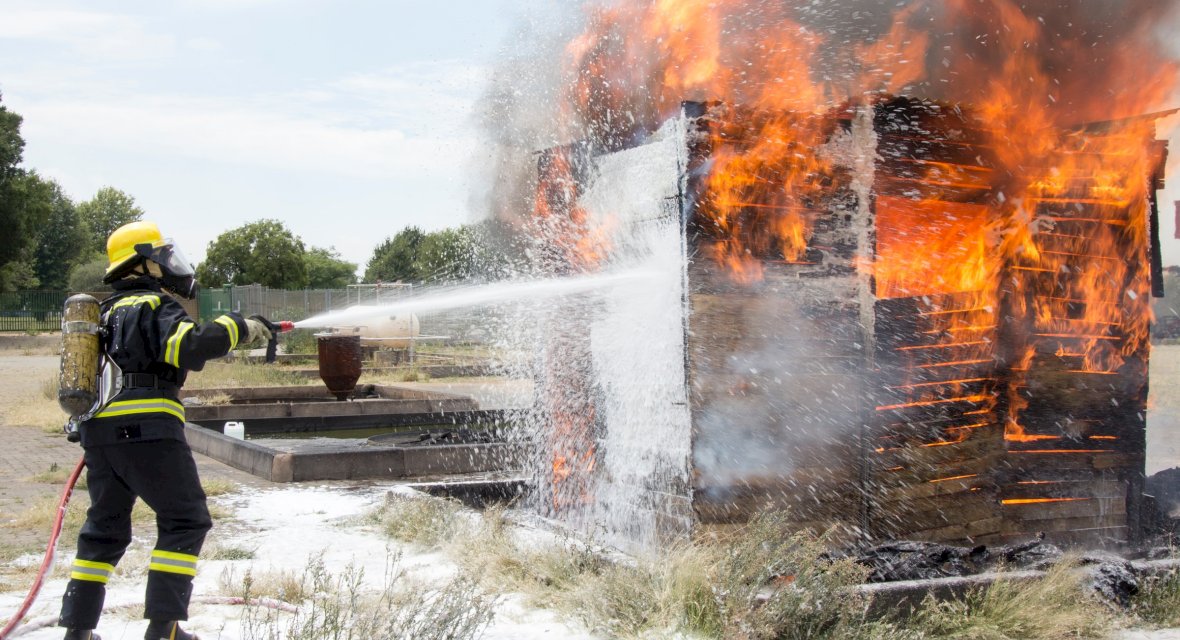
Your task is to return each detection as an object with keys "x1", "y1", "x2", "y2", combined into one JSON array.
[
  {"x1": 533, "y1": 0, "x2": 1176, "y2": 522},
  {"x1": 550, "y1": 0, "x2": 1176, "y2": 287}
]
